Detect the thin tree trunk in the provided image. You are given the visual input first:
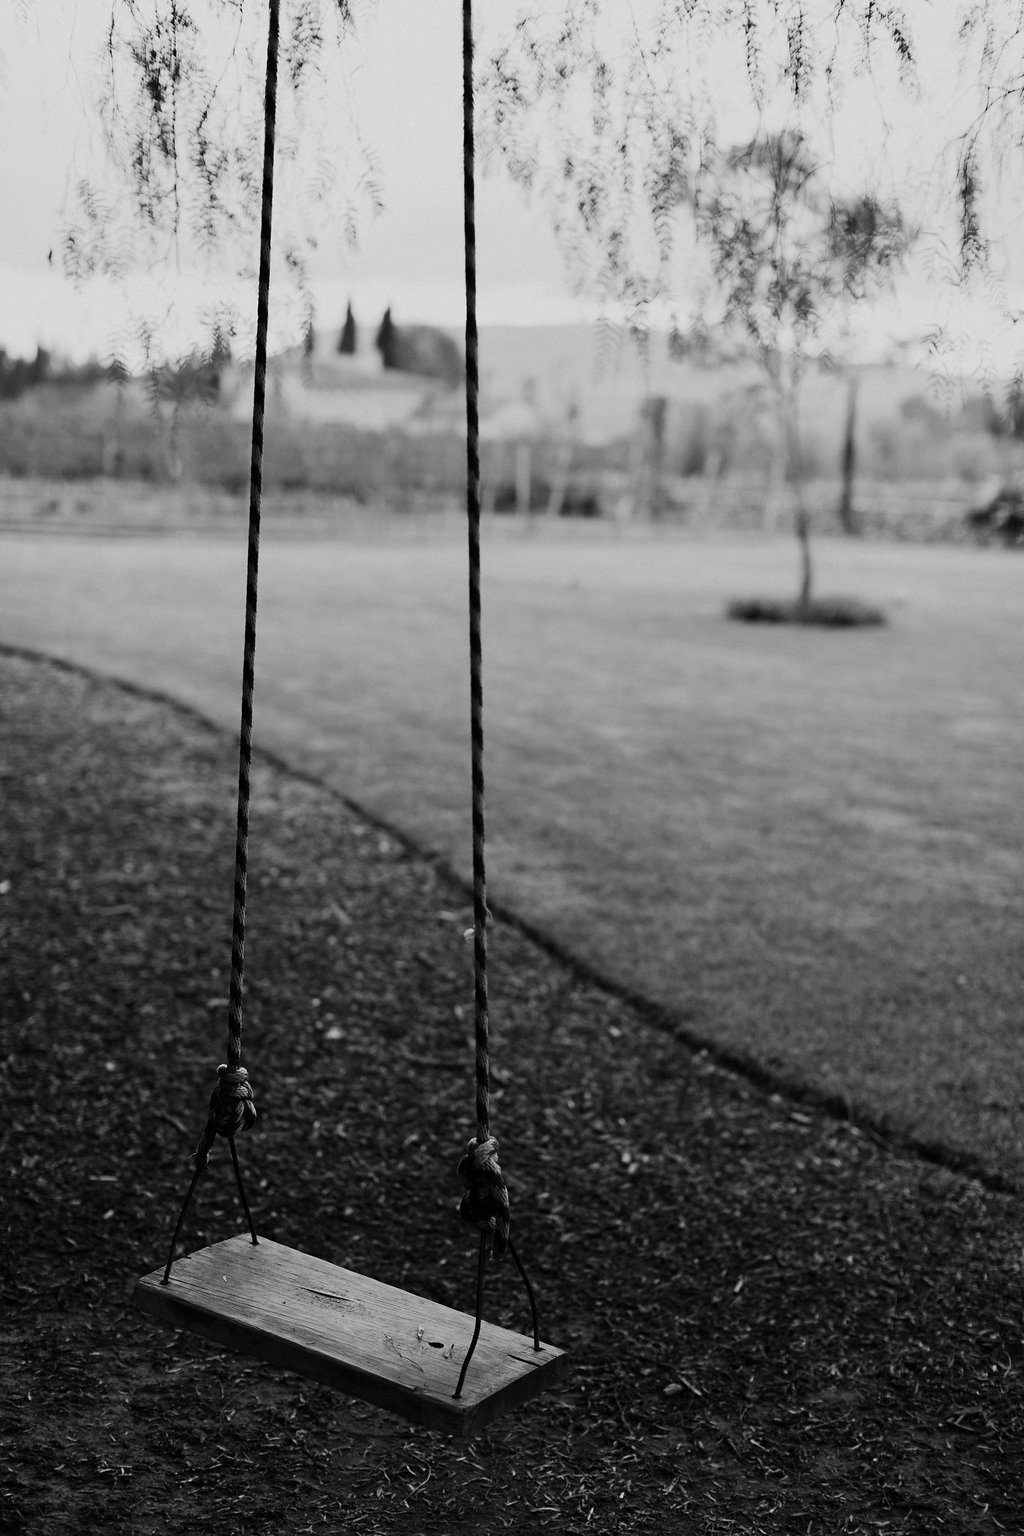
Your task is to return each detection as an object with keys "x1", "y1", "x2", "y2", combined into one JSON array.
[
  {"x1": 515, "y1": 440, "x2": 532, "y2": 516},
  {"x1": 837, "y1": 371, "x2": 859, "y2": 535},
  {"x1": 795, "y1": 502, "x2": 813, "y2": 608},
  {"x1": 634, "y1": 395, "x2": 667, "y2": 519},
  {"x1": 546, "y1": 402, "x2": 579, "y2": 518},
  {"x1": 783, "y1": 379, "x2": 813, "y2": 608},
  {"x1": 165, "y1": 402, "x2": 183, "y2": 484},
  {"x1": 648, "y1": 395, "x2": 667, "y2": 519},
  {"x1": 701, "y1": 444, "x2": 724, "y2": 527}
]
